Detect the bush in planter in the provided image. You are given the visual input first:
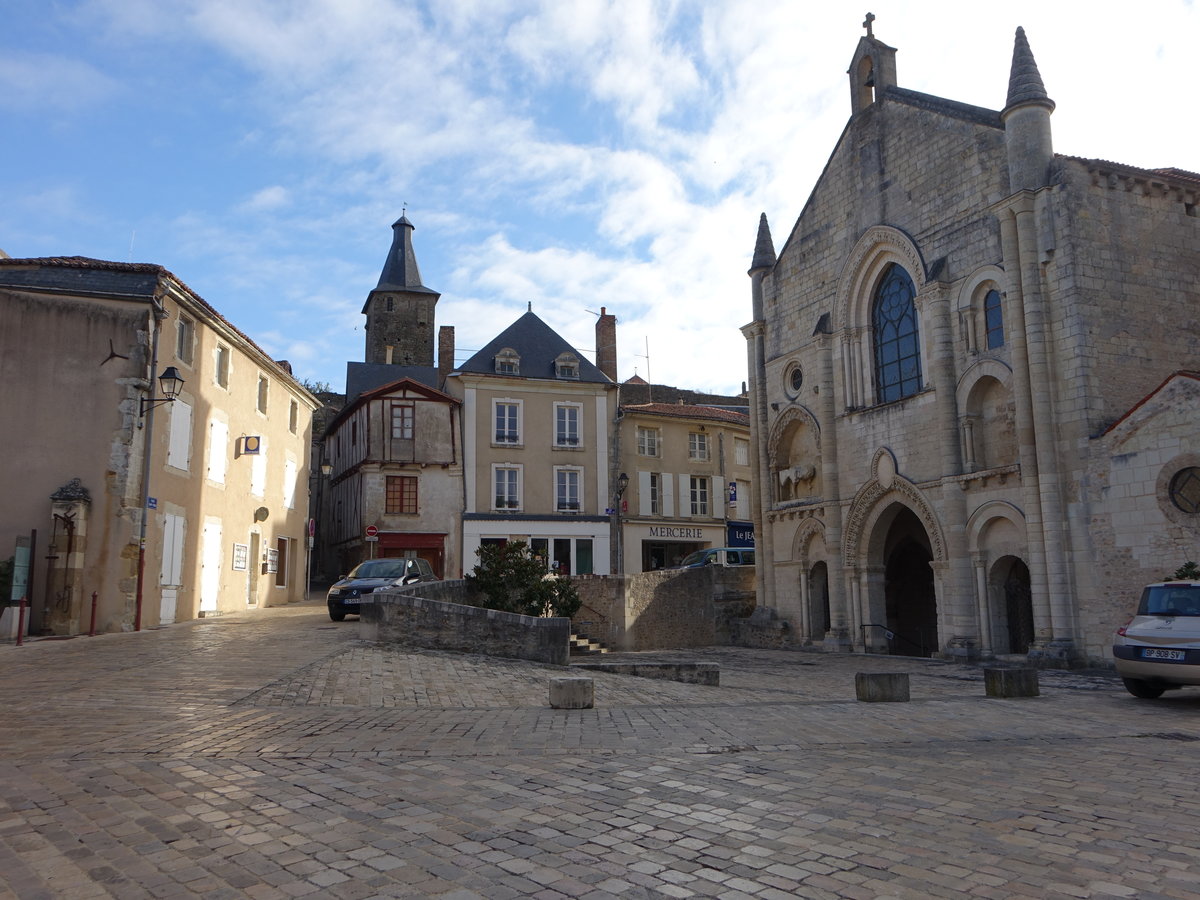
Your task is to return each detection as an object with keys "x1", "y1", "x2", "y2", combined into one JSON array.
[{"x1": 466, "y1": 540, "x2": 581, "y2": 619}]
